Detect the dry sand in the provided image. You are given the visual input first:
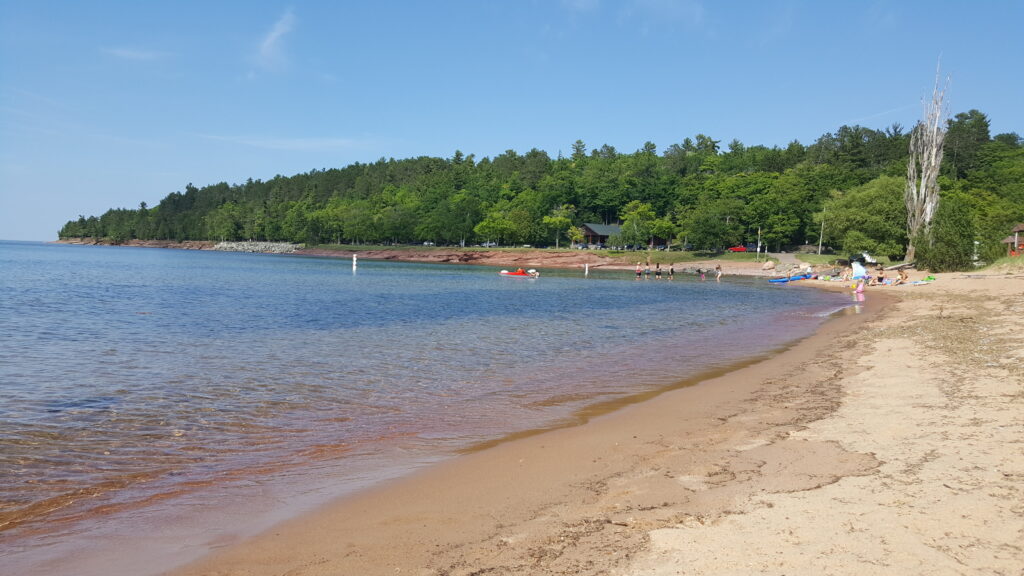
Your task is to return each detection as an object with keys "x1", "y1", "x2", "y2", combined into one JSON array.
[{"x1": 169, "y1": 271, "x2": 1023, "y2": 576}]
